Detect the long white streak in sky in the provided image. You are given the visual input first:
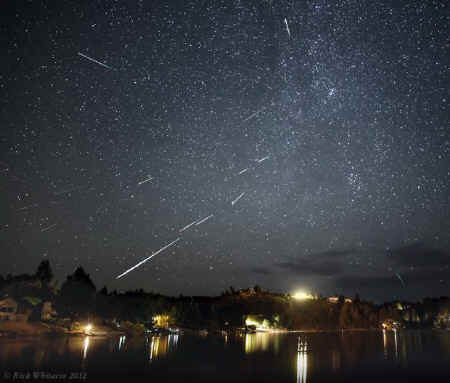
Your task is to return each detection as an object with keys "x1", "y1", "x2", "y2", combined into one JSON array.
[
  {"x1": 179, "y1": 219, "x2": 198, "y2": 233},
  {"x1": 257, "y1": 155, "x2": 270, "y2": 163},
  {"x1": 138, "y1": 176, "x2": 153, "y2": 186},
  {"x1": 41, "y1": 223, "x2": 57, "y2": 232},
  {"x1": 231, "y1": 192, "x2": 245, "y2": 206},
  {"x1": 78, "y1": 52, "x2": 113, "y2": 70},
  {"x1": 116, "y1": 238, "x2": 181, "y2": 279},
  {"x1": 284, "y1": 18, "x2": 291, "y2": 38},
  {"x1": 238, "y1": 168, "x2": 248, "y2": 175},
  {"x1": 195, "y1": 214, "x2": 213, "y2": 226}
]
